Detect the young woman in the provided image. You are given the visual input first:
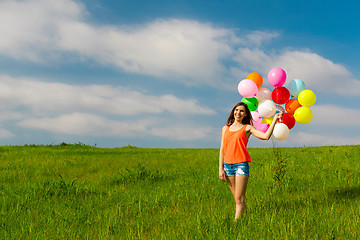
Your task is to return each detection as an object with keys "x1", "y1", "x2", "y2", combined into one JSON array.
[{"x1": 219, "y1": 102, "x2": 283, "y2": 221}]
